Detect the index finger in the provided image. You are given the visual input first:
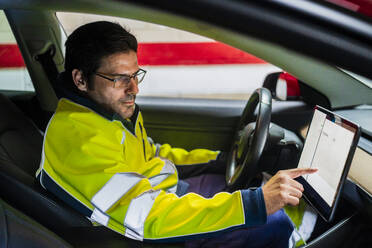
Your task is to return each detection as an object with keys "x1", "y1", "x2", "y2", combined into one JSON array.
[{"x1": 286, "y1": 167, "x2": 318, "y2": 179}]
